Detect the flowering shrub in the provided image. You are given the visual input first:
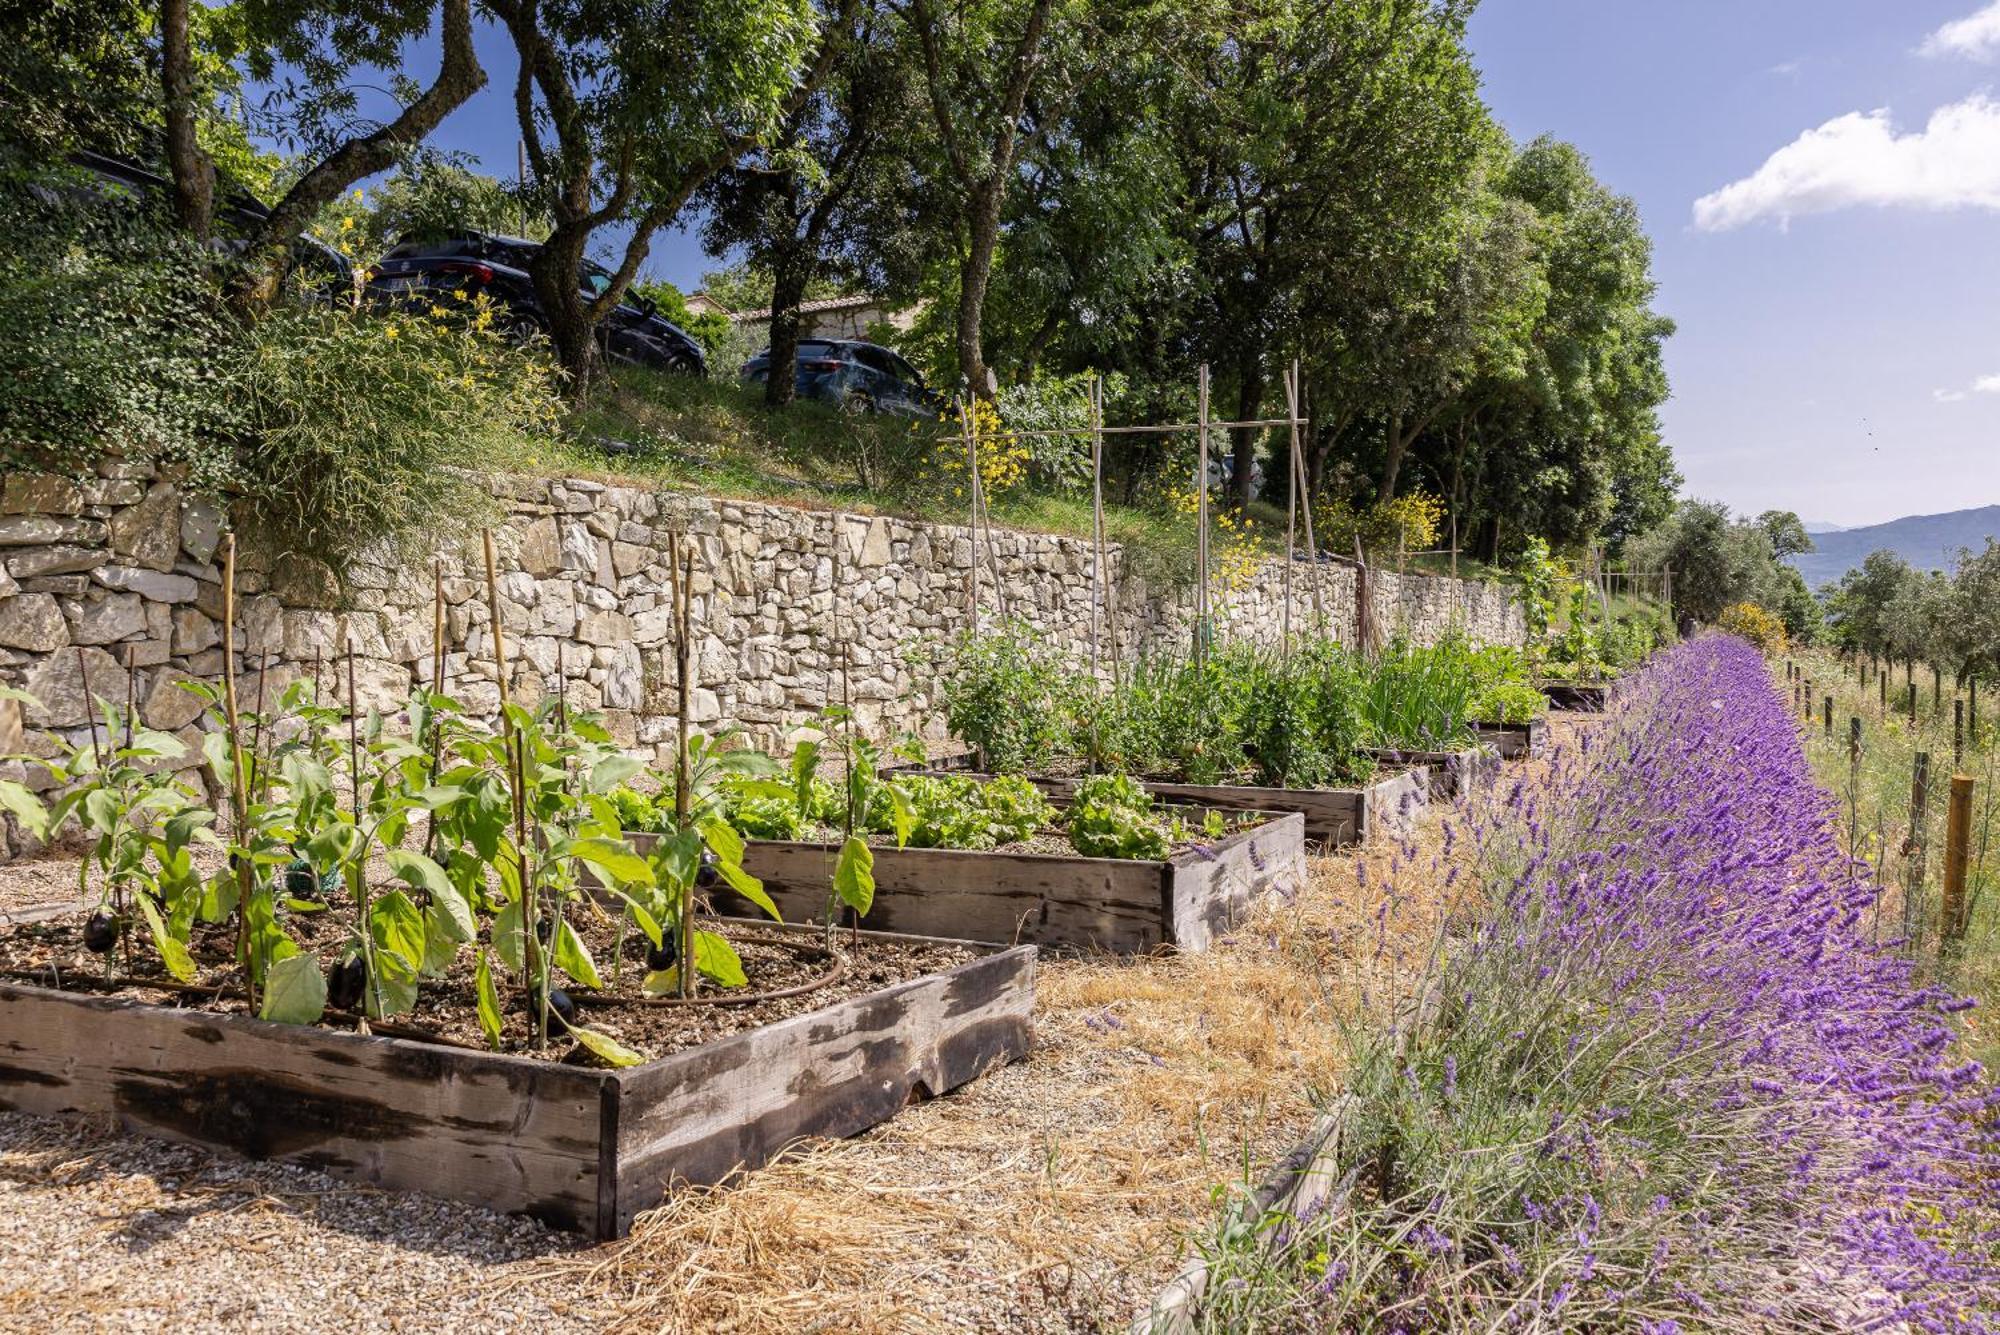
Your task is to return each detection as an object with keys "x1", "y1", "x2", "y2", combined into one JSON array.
[
  {"x1": 1716, "y1": 600, "x2": 1787, "y2": 656},
  {"x1": 1204, "y1": 635, "x2": 2000, "y2": 1329}
]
